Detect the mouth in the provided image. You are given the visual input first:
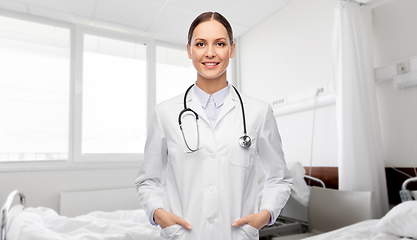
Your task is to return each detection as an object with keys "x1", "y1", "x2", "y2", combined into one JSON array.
[{"x1": 202, "y1": 62, "x2": 220, "y2": 66}]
